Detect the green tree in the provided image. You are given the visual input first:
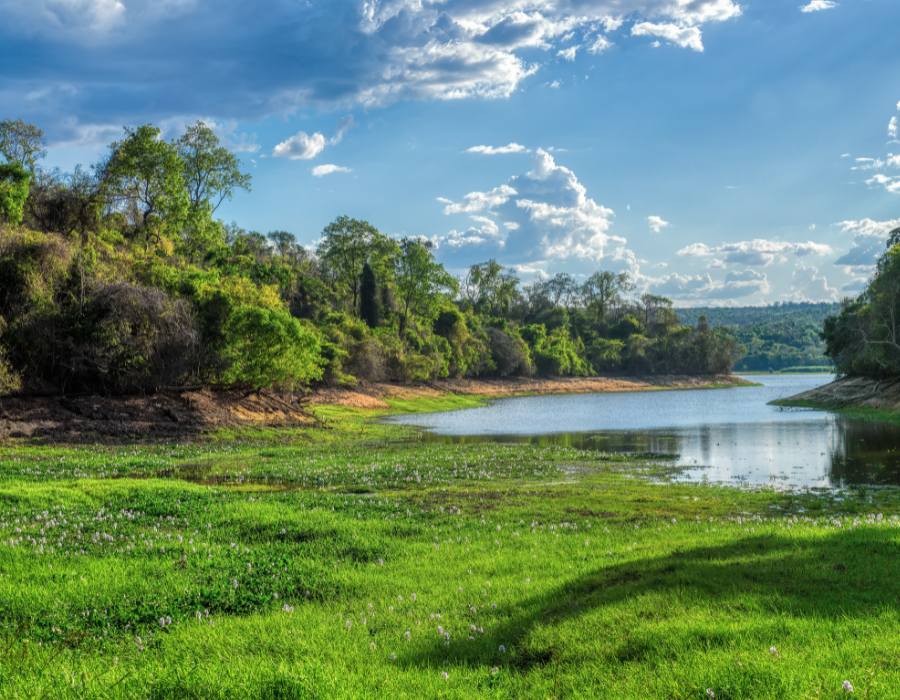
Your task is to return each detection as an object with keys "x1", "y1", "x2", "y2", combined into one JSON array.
[
  {"x1": 463, "y1": 260, "x2": 520, "y2": 317},
  {"x1": 317, "y1": 216, "x2": 399, "y2": 314},
  {"x1": 0, "y1": 163, "x2": 30, "y2": 225},
  {"x1": 0, "y1": 120, "x2": 45, "y2": 172},
  {"x1": 220, "y1": 306, "x2": 324, "y2": 390},
  {"x1": 359, "y1": 261, "x2": 381, "y2": 328},
  {"x1": 395, "y1": 238, "x2": 457, "y2": 334},
  {"x1": 176, "y1": 121, "x2": 251, "y2": 214},
  {"x1": 99, "y1": 125, "x2": 189, "y2": 242}
]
